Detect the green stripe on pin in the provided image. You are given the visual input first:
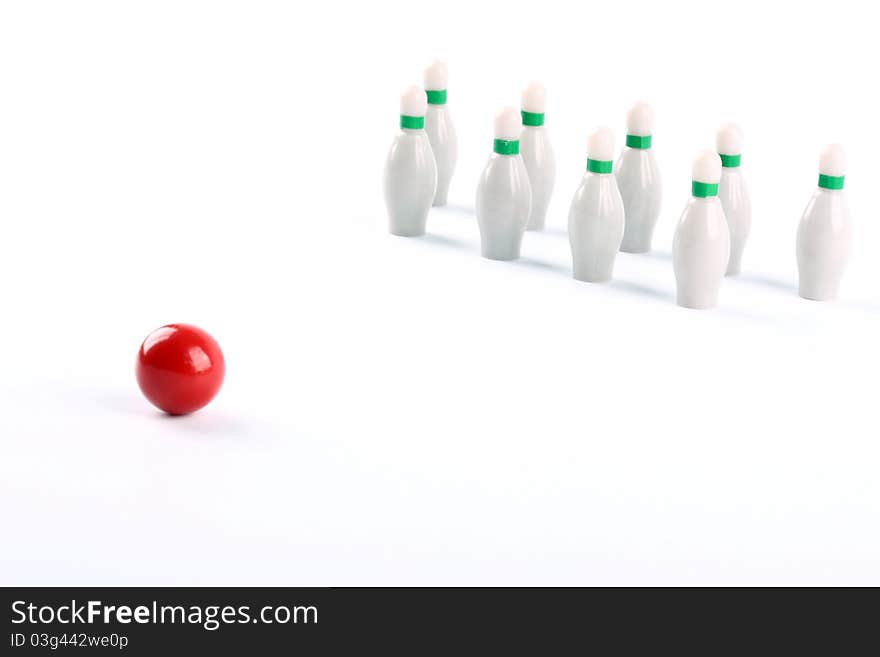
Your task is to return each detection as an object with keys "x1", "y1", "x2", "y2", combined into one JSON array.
[
  {"x1": 587, "y1": 159, "x2": 613, "y2": 174},
  {"x1": 494, "y1": 139, "x2": 520, "y2": 155},
  {"x1": 521, "y1": 110, "x2": 544, "y2": 127},
  {"x1": 400, "y1": 115, "x2": 425, "y2": 130},
  {"x1": 425, "y1": 89, "x2": 447, "y2": 105},
  {"x1": 626, "y1": 134, "x2": 652, "y2": 149},
  {"x1": 818, "y1": 174, "x2": 845, "y2": 190},
  {"x1": 692, "y1": 181, "x2": 719, "y2": 197},
  {"x1": 719, "y1": 153, "x2": 741, "y2": 168}
]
